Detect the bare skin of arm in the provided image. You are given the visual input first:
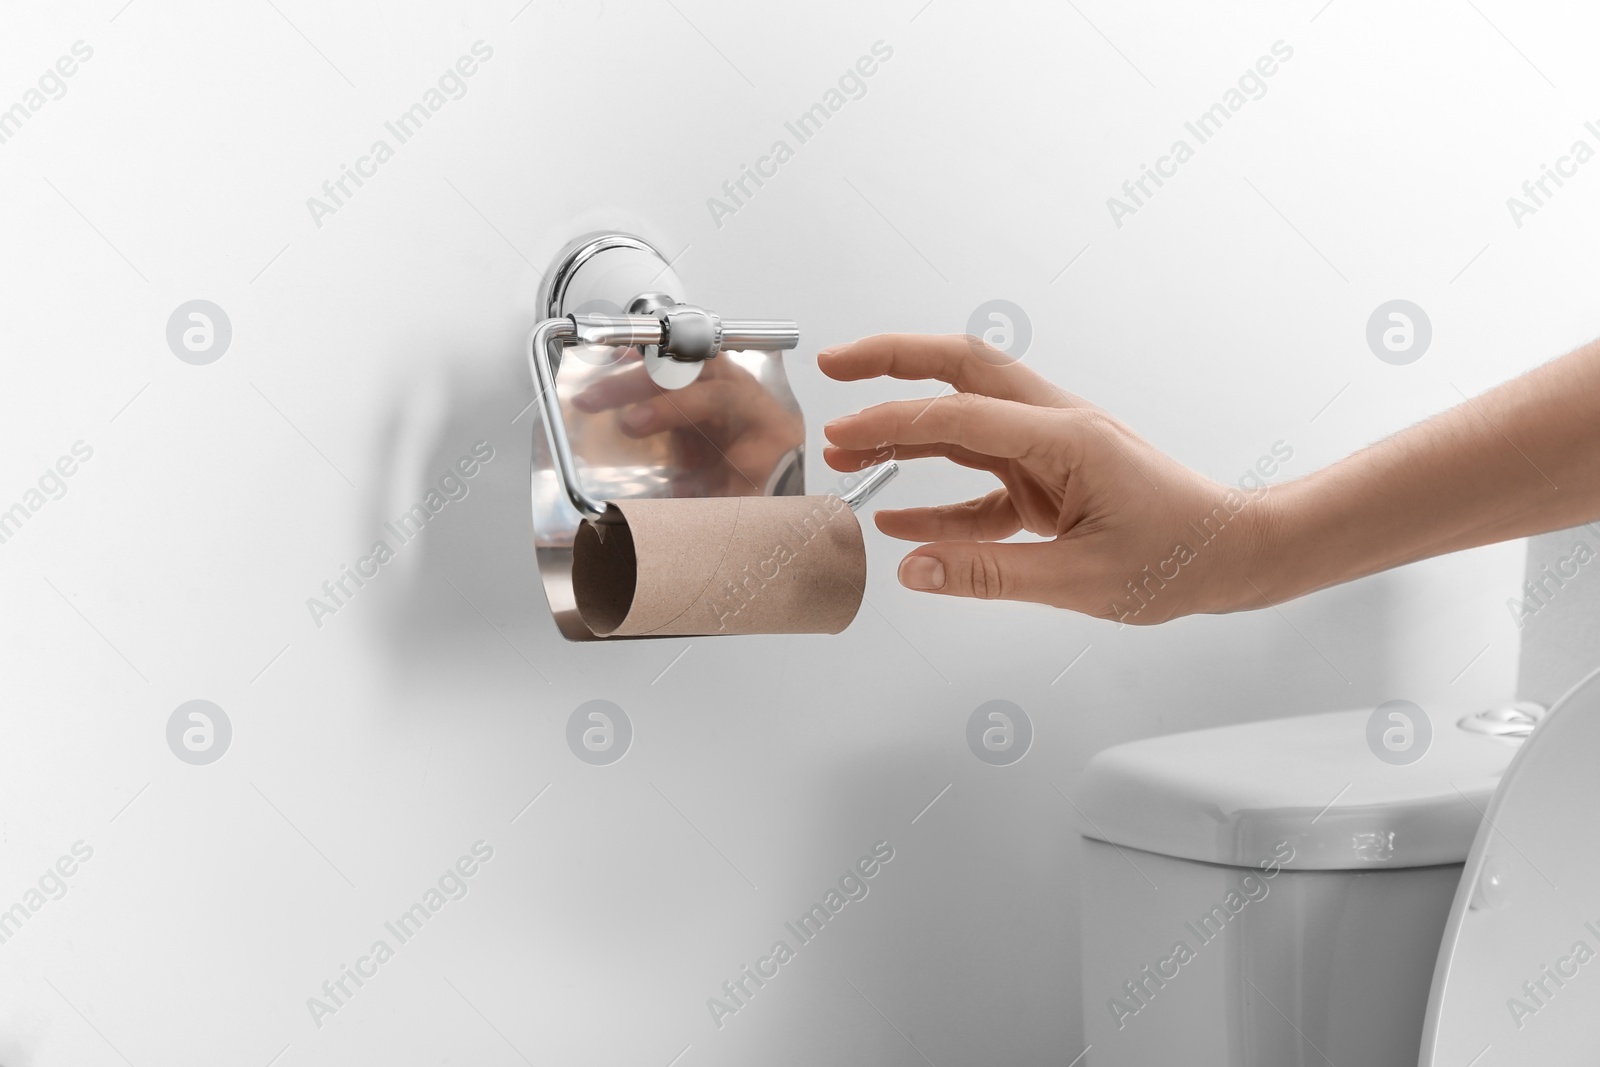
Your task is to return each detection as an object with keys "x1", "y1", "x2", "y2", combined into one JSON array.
[{"x1": 820, "y1": 334, "x2": 1600, "y2": 624}]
